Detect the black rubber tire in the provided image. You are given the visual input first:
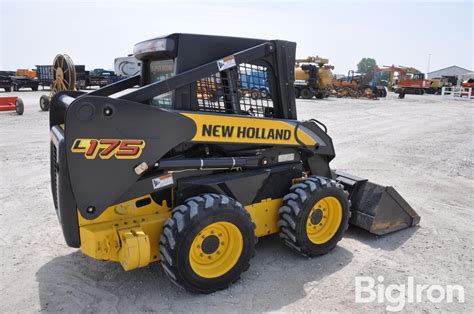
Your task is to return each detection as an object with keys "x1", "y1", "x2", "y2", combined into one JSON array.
[
  {"x1": 15, "y1": 98, "x2": 24, "y2": 115},
  {"x1": 259, "y1": 88, "x2": 269, "y2": 99},
  {"x1": 32, "y1": 86, "x2": 38, "y2": 91},
  {"x1": 398, "y1": 89, "x2": 405, "y2": 99},
  {"x1": 278, "y1": 176, "x2": 350, "y2": 257},
  {"x1": 40, "y1": 95, "x2": 50, "y2": 111},
  {"x1": 160, "y1": 193, "x2": 256, "y2": 294},
  {"x1": 295, "y1": 88, "x2": 301, "y2": 99},
  {"x1": 315, "y1": 92, "x2": 324, "y2": 99},
  {"x1": 300, "y1": 88, "x2": 313, "y2": 99},
  {"x1": 6, "y1": 86, "x2": 11, "y2": 92},
  {"x1": 250, "y1": 88, "x2": 260, "y2": 100}
]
